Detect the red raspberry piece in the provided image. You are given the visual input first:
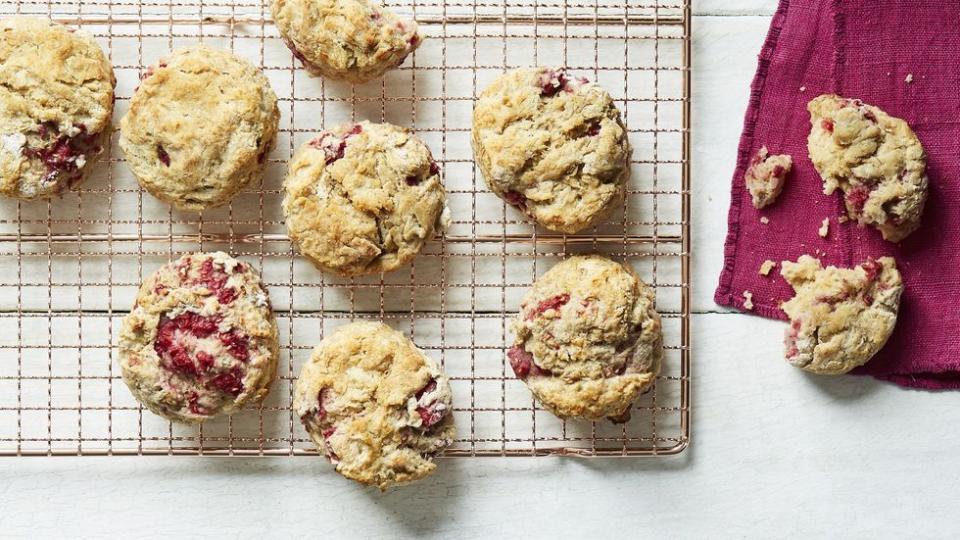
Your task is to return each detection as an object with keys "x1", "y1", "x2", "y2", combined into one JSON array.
[
  {"x1": 206, "y1": 367, "x2": 244, "y2": 396},
  {"x1": 157, "y1": 144, "x2": 171, "y2": 166},
  {"x1": 504, "y1": 190, "x2": 527, "y2": 211},
  {"x1": 508, "y1": 346, "x2": 548, "y2": 379},
  {"x1": 413, "y1": 379, "x2": 445, "y2": 428},
  {"x1": 845, "y1": 185, "x2": 872, "y2": 216},
  {"x1": 429, "y1": 161, "x2": 440, "y2": 176},
  {"x1": 196, "y1": 351, "x2": 215, "y2": 372},
  {"x1": 526, "y1": 293, "x2": 570, "y2": 320},
  {"x1": 821, "y1": 119, "x2": 834, "y2": 133},
  {"x1": 218, "y1": 330, "x2": 250, "y2": 362},
  {"x1": 860, "y1": 258, "x2": 882, "y2": 283}
]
